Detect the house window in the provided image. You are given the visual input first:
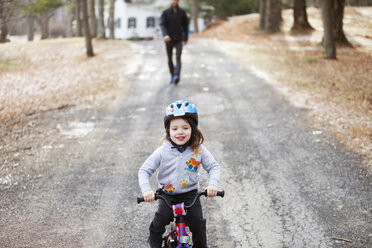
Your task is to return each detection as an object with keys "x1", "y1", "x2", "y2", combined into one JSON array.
[
  {"x1": 128, "y1": 17, "x2": 136, "y2": 28},
  {"x1": 115, "y1": 18, "x2": 121, "y2": 28},
  {"x1": 146, "y1": 17, "x2": 155, "y2": 28}
]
